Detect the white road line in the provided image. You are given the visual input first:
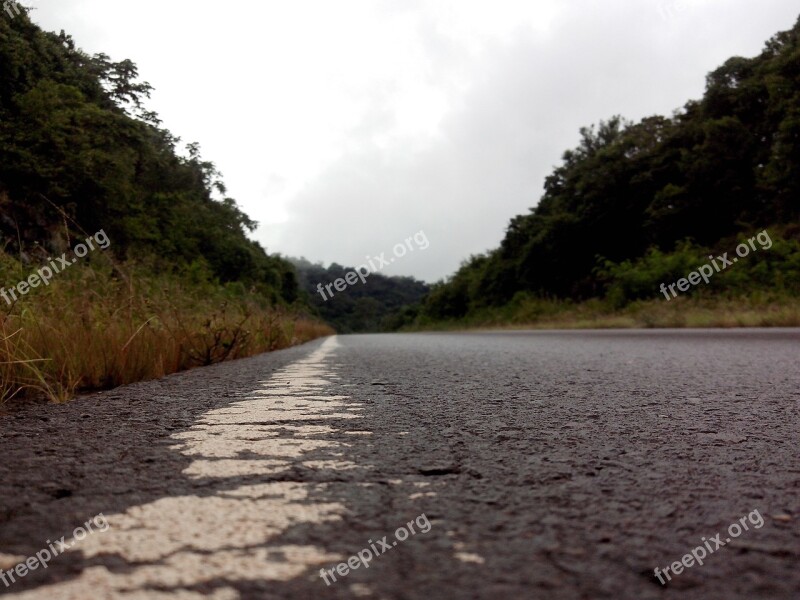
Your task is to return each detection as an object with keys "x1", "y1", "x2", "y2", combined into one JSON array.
[{"x1": 8, "y1": 337, "x2": 365, "y2": 599}]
